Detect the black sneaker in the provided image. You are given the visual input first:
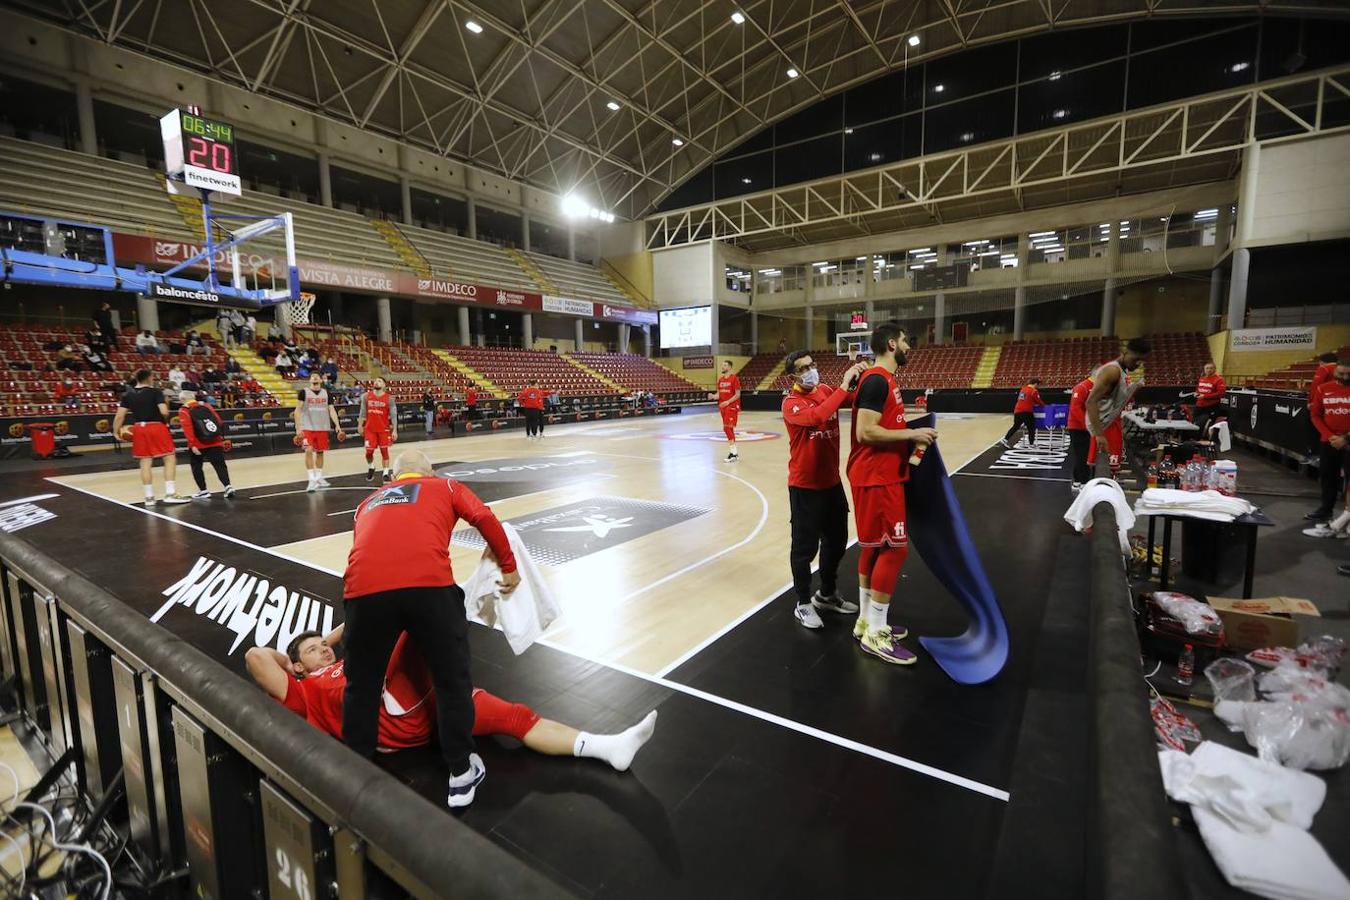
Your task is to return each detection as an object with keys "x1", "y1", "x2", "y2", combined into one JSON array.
[
  {"x1": 366, "y1": 468, "x2": 374, "y2": 482},
  {"x1": 1339, "y1": 563, "x2": 1350, "y2": 578},
  {"x1": 1304, "y1": 509, "x2": 1332, "y2": 522}
]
